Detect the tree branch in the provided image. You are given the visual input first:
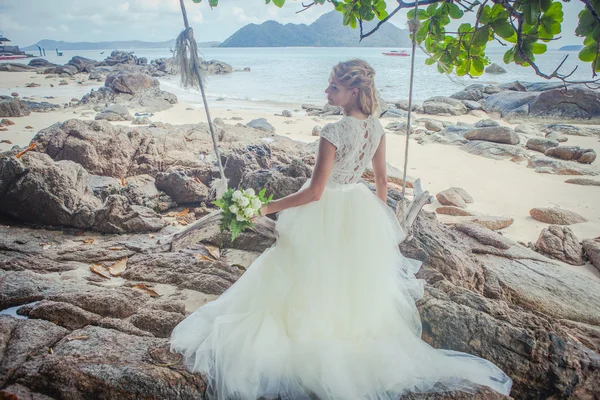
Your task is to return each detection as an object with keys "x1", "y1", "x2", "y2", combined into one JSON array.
[{"x1": 581, "y1": 0, "x2": 600, "y2": 25}]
